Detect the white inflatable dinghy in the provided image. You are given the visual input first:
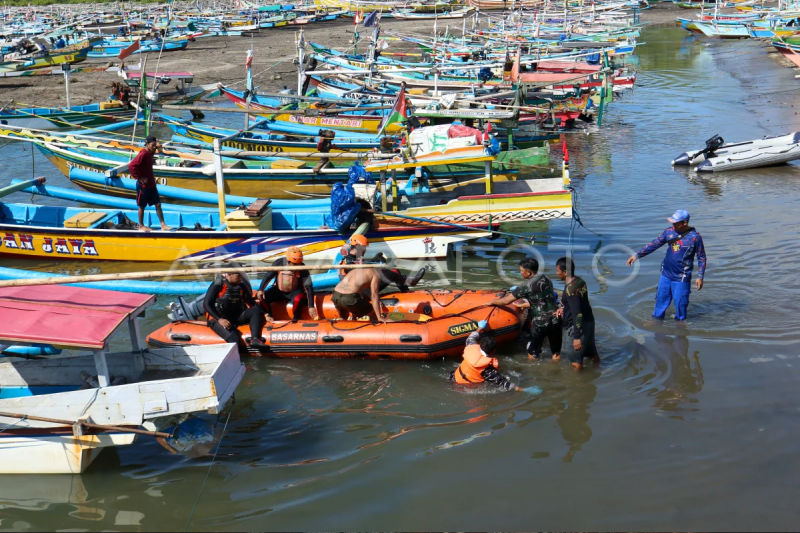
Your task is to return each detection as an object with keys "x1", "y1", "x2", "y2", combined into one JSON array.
[{"x1": 672, "y1": 132, "x2": 800, "y2": 171}]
